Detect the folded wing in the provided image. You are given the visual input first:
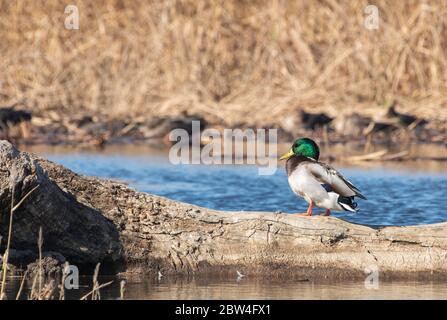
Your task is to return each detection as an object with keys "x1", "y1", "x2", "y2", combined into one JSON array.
[{"x1": 303, "y1": 161, "x2": 367, "y2": 200}]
